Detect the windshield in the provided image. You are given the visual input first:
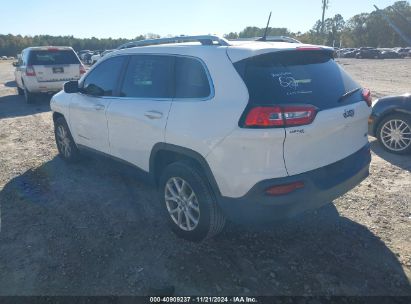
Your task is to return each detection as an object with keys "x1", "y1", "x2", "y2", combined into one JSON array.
[{"x1": 234, "y1": 51, "x2": 360, "y2": 110}]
